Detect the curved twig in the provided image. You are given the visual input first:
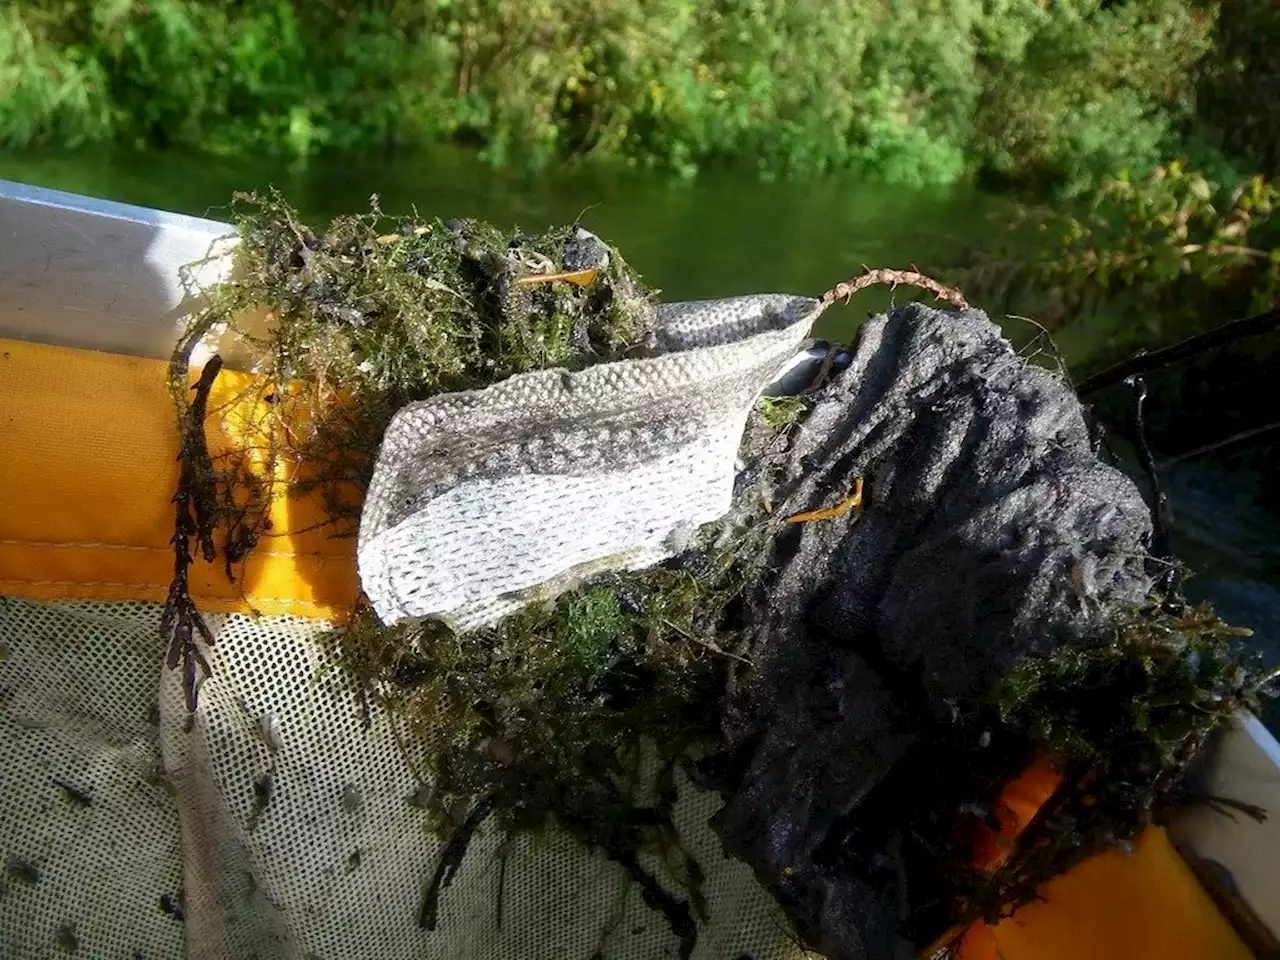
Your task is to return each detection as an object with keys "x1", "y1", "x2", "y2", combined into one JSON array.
[
  {"x1": 821, "y1": 265, "x2": 970, "y2": 311},
  {"x1": 162, "y1": 355, "x2": 224, "y2": 712}
]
